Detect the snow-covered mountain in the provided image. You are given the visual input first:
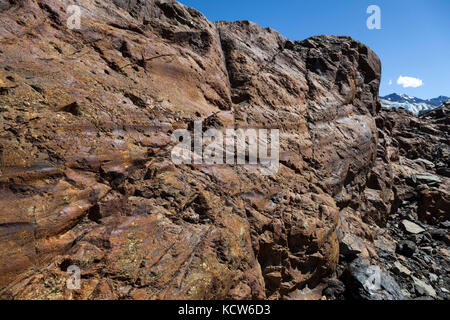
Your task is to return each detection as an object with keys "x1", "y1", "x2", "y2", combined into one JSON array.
[{"x1": 381, "y1": 93, "x2": 450, "y2": 114}]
